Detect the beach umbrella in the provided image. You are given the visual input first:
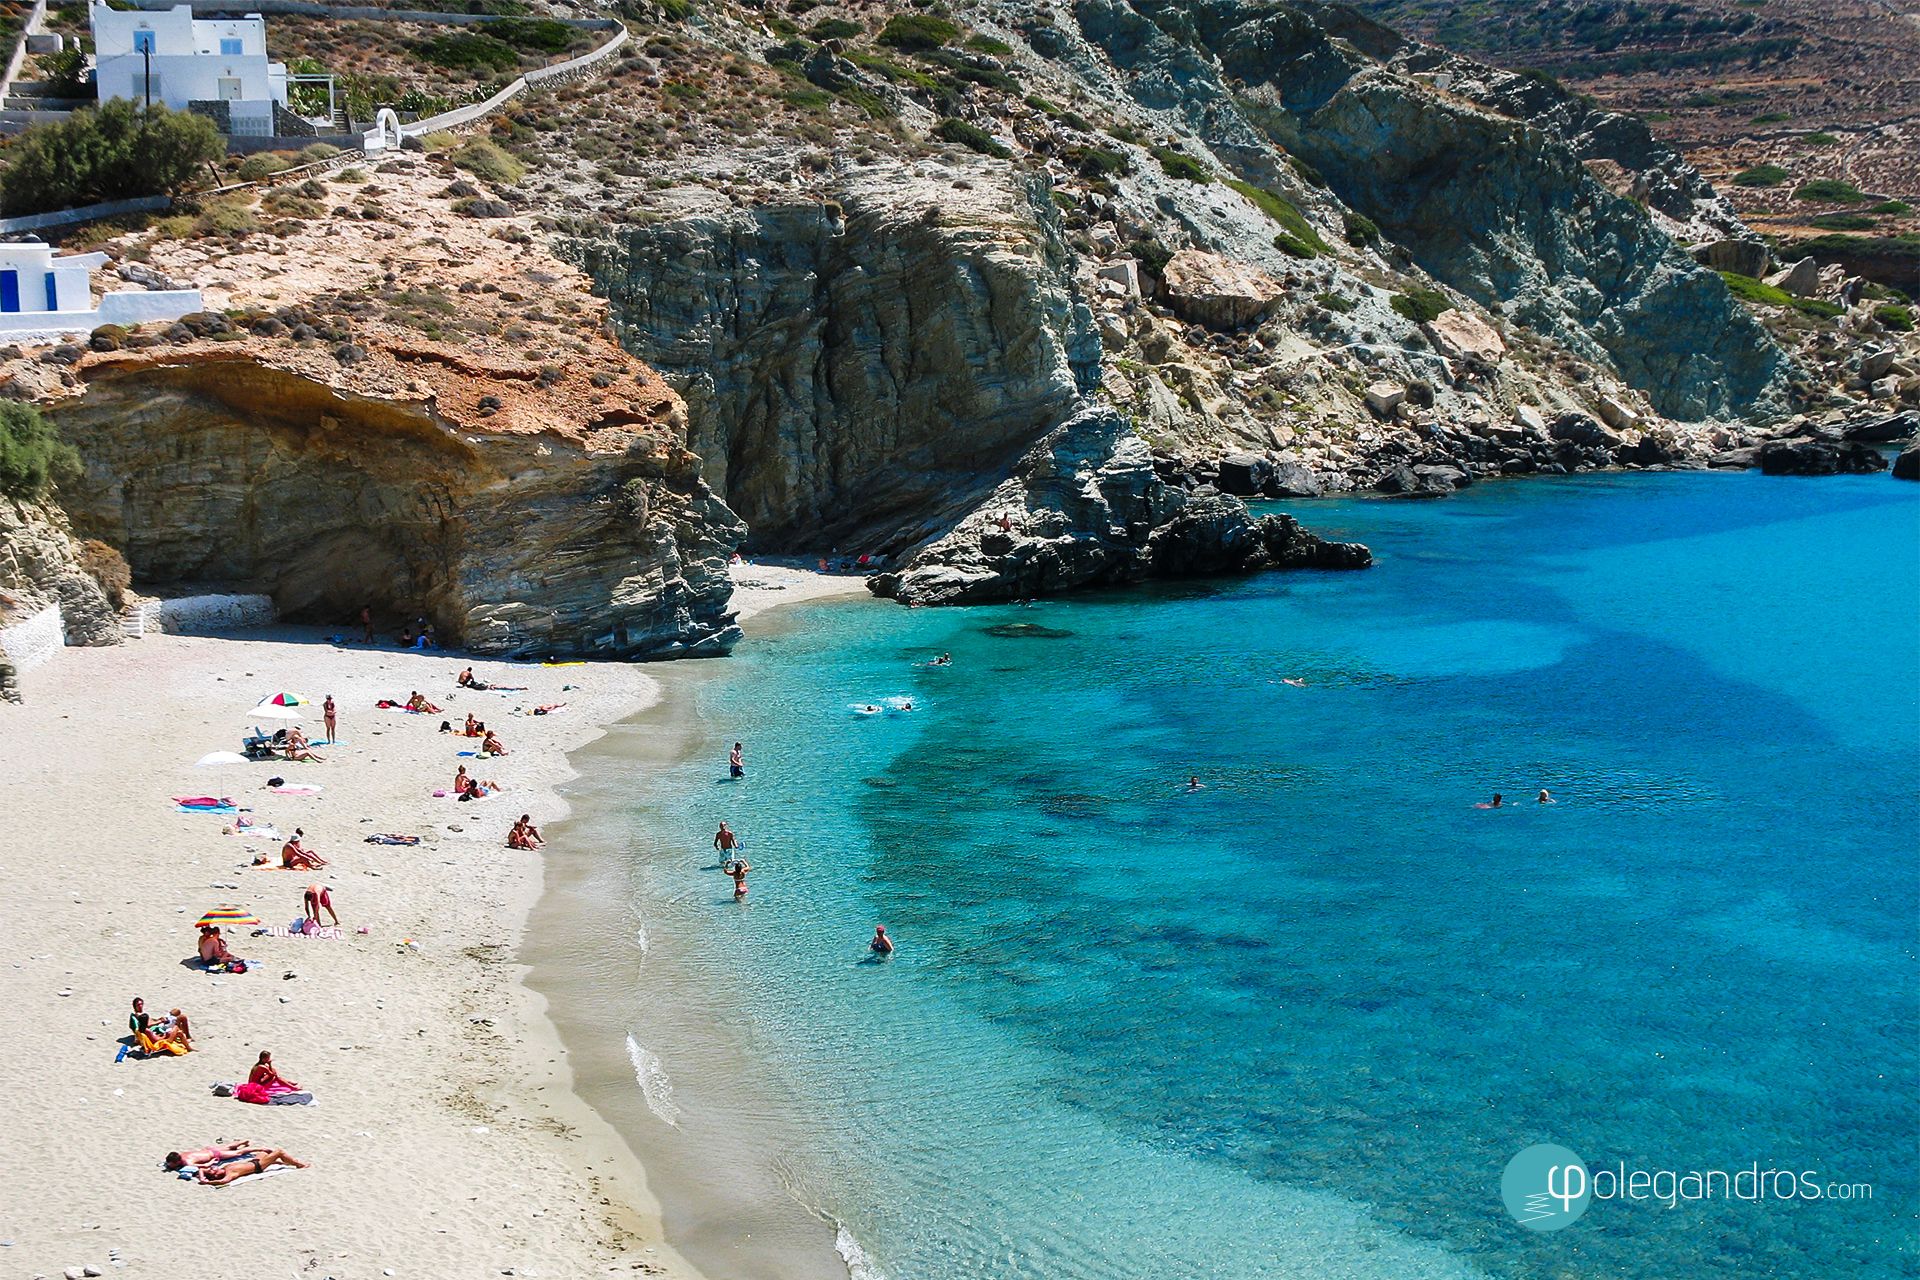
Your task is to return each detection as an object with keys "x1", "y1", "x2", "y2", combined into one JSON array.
[
  {"x1": 195, "y1": 905, "x2": 261, "y2": 929},
  {"x1": 250, "y1": 694, "x2": 309, "y2": 721},
  {"x1": 195, "y1": 751, "x2": 248, "y2": 767}
]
